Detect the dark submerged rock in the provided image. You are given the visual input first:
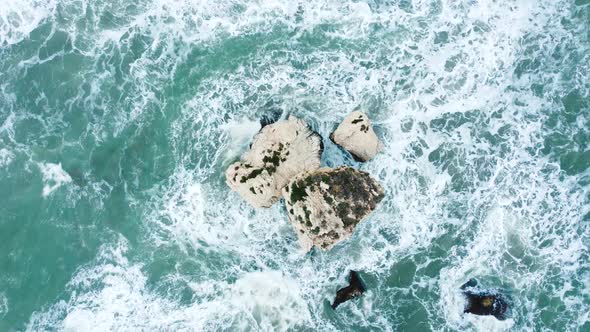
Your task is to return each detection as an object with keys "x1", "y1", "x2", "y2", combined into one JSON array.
[
  {"x1": 331, "y1": 271, "x2": 366, "y2": 309},
  {"x1": 461, "y1": 279, "x2": 509, "y2": 320},
  {"x1": 259, "y1": 101, "x2": 284, "y2": 128}
]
